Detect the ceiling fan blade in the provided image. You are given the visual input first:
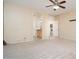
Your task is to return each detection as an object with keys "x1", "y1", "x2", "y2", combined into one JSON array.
[
  {"x1": 49, "y1": 0, "x2": 55, "y2": 4},
  {"x1": 59, "y1": 1, "x2": 66, "y2": 4},
  {"x1": 58, "y1": 5, "x2": 66, "y2": 9},
  {"x1": 46, "y1": 5, "x2": 53, "y2": 7}
]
